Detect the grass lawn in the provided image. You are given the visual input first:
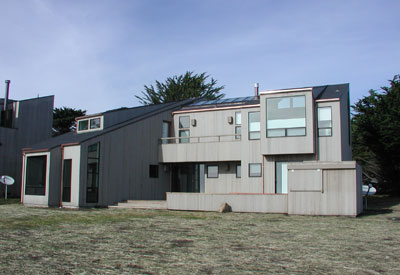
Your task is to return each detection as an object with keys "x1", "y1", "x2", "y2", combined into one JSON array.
[{"x1": 0, "y1": 197, "x2": 399, "y2": 274}]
